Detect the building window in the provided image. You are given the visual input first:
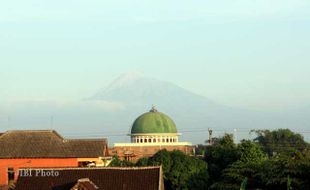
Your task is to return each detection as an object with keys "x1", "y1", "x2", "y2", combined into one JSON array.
[
  {"x1": 8, "y1": 167, "x2": 14, "y2": 182},
  {"x1": 148, "y1": 139, "x2": 151, "y2": 143},
  {"x1": 140, "y1": 139, "x2": 143, "y2": 143}
]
